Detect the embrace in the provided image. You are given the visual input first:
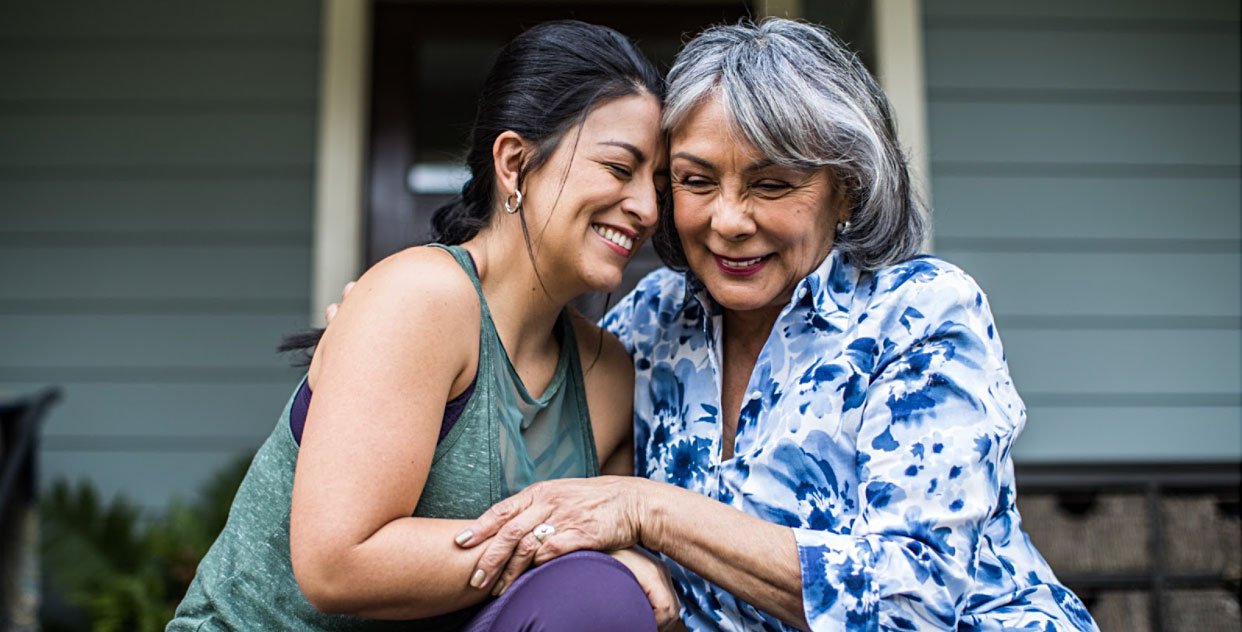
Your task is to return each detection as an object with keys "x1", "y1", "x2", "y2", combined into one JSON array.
[{"x1": 169, "y1": 18, "x2": 1099, "y2": 632}]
